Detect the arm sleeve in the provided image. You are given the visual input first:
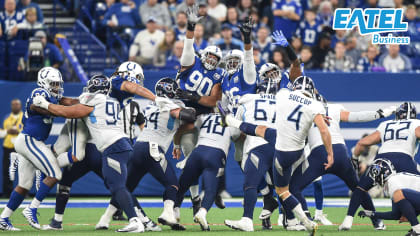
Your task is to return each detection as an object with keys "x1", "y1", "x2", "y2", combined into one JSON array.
[
  {"x1": 243, "y1": 48, "x2": 256, "y2": 85},
  {"x1": 265, "y1": 128, "x2": 277, "y2": 146},
  {"x1": 180, "y1": 37, "x2": 195, "y2": 66},
  {"x1": 348, "y1": 110, "x2": 380, "y2": 122}
]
